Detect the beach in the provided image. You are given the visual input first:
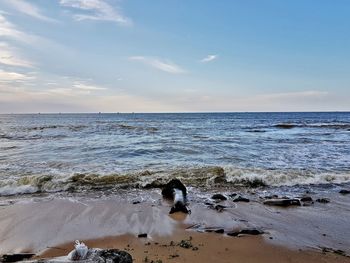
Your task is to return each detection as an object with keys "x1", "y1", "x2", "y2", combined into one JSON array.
[{"x1": 1, "y1": 186, "x2": 350, "y2": 262}]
